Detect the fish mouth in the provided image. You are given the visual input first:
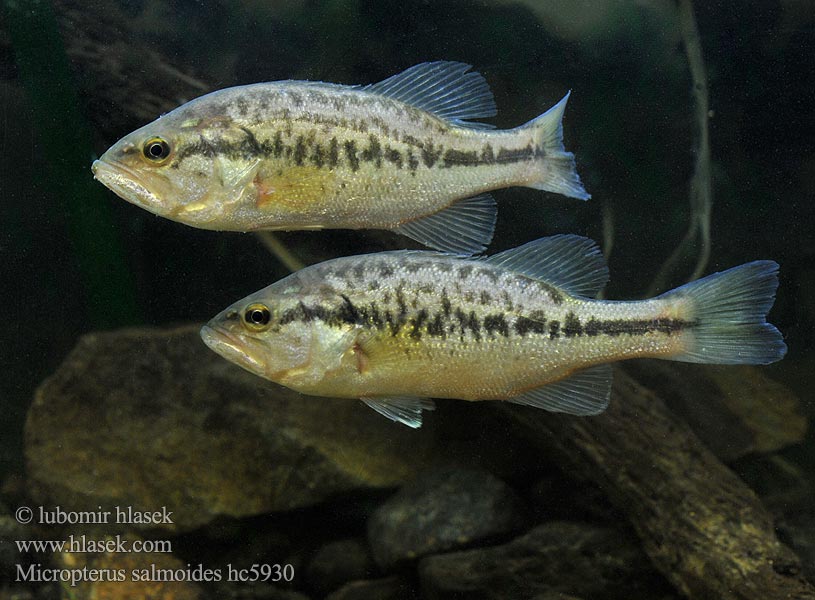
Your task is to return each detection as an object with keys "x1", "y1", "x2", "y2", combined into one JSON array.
[
  {"x1": 91, "y1": 159, "x2": 165, "y2": 214},
  {"x1": 200, "y1": 324, "x2": 267, "y2": 378}
]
